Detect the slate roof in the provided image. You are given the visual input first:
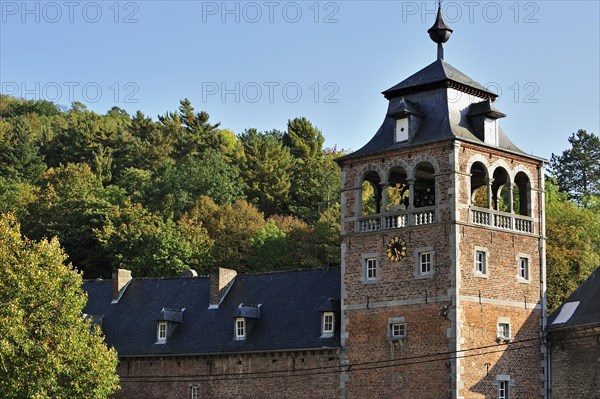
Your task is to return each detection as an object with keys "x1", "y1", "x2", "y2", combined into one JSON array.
[
  {"x1": 337, "y1": 58, "x2": 533, "y2": 163},
  {"x1": 547, "y1": 267, "x2": 600, "y2": 331},
  {"x1": 83, "y1": 268, "x2": 341, "y2": 357},
  {"x1": 382, "y1": 59, "x2": 497, "y2": 100}
]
